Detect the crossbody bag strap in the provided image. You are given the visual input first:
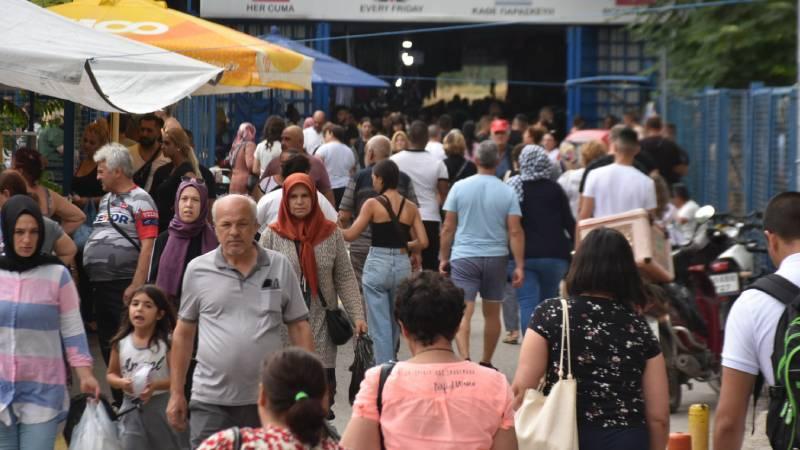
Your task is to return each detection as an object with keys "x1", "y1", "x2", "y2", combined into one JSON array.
[
  {"x1": 293, "y1": 240, "x2": 328, "y2": 308},
  {"x1": 376, "y1": 195, "x2": 408, "y2": 249},
  {"x1": 107, "y1": 195, "x2": 140, "y2": 251},
  {"x1": 231, "y1": 426, "x2": 241, "y2": 449},
  {"x1": 558, "y1": 298, "x2": 572, "y2": 379},
  {"x1": 453, "y1": 159, "x2": 470, "y2": 180}
]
